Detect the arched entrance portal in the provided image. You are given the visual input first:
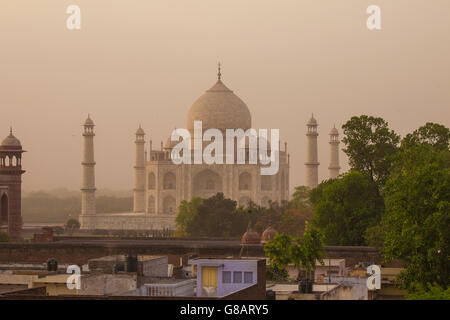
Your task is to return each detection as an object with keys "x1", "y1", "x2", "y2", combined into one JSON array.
[
  {"x1": 0, "y1": 194, "x2": 8, "y2": 226},
  {"x1": 193, "y1": 169, "x2": 223, "y2": 198}
]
